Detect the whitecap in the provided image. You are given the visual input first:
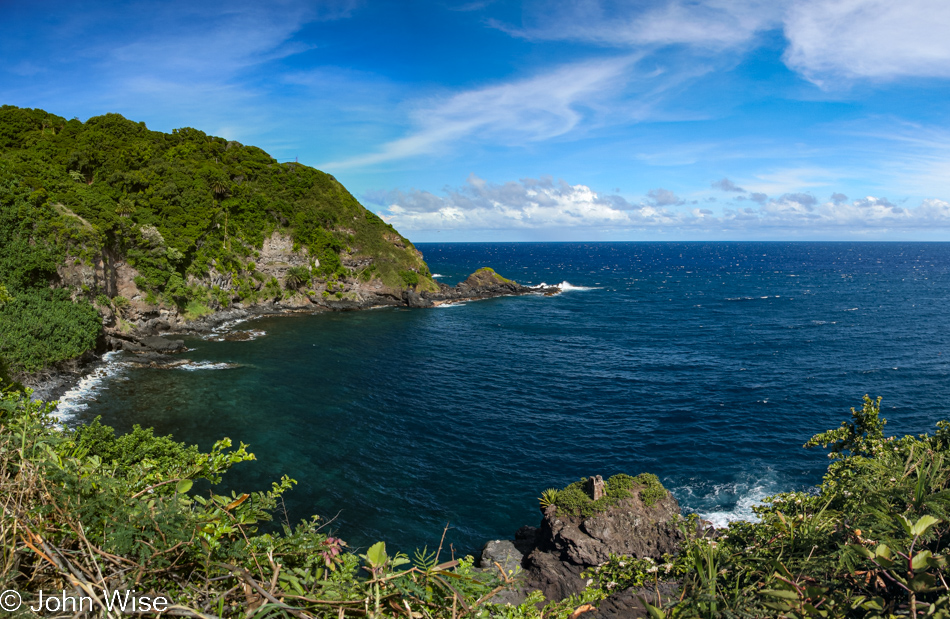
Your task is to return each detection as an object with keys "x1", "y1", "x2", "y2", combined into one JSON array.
[
  {"x1": 558, "y1": 281, "x2": 592, "y2": 291},
  {"x1": 432, "y1": 273, "x2": 445, "y2": 278},
  {"x1": 674, "y1": 474, "x2": 781, "y2": 528},
  {"x1": 199, "y1": 317, "x2": 250, "y2": 341},
  {"x1": 53, "y1": 351, "x2": 128, "y2": 422},
  {"x1": 176, "y1": 361, "x2": 240, "y2": 371},
  {"x1": 699, "y1": 486, "x2": 770, "y2": 528}
]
